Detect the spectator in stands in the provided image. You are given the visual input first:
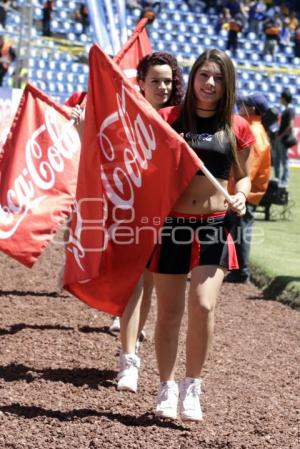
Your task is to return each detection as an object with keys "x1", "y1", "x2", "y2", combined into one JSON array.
[
  {"x1": 279, "y1": 18, "x2": 291, "y2": 48},
  {"x1": 127, "y1": 0, "x2": 160, "y2": 13},
  {"x1": 226, "y1": 12, "x2": 245, "y2": 56},
  {"x1": 280, "y1": 2, "x2": 291, "y2": 19},
  {"x1": 225, "y1": 0, "x2": 242, "y2": 16},
  {"x1": 287, "y1": 11, "x2": 299, "y2": 32},
  {"x1": 116, "y1": 51, "x2": 185, "y2": 394},
  {"x1": 139, "y1": 1, "x2": 161, "y2": 24},
  {"x1": 12, "y1": 64, "x2": 28, "y2": 89},
  {"x1": 74, "y1": 2, "x2": 89, "y2": 34},
  {"x1": 247, "y1": 0, "x2": 266, "y2": 35},
  {"x1": 0, "y1": 1, "x2": 10, "y2": 29},
  {"x1": 215, "y1": 7, "x2": 231, "y2": 34},
  {"x1": 294, "y1": 24, "x2": 300, "y2": 57},
  {"x1": 127, "y1": 0, "x2": 143, "y2": 9},
  {"x1": 42, "y1": 0, "x2": 54, "y2": 37},
  {"x1": 273, "y1": 88, "x2": 296, "y2": 187},
  {"x1": 185, "y1": 0, "x2": 223, "y2": 14},
  {"x1": 0, "y1": 32, "x2": 16, "y2": 86},
  {"x1": 202, "y1": 0, "x2": 216, "y2": 13},
  {"x1": 225, "y1": 92, "x2": 271, "y2": 284},
  {"x1": 149, "y1": 49, "x2": 254, "y2": 422},
  {"x1": 262, "y1": 14, "x2": 281, "y2": 59}
]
